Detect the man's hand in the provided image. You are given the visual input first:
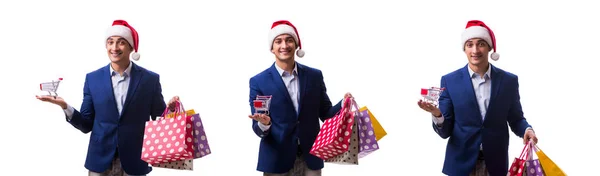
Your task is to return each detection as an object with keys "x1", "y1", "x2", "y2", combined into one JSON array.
[
  {"x1": 344, "y1": 92, "x2": 353, "y2": 99},
  {"x1": 36, "y1": 95, "x2": 67, "y2": 109},
  {"x1": 418, "y1": 100, "x2": 442, "y2": 117},
  {"x1": 523, "y1": 129, "x2": 538, "y2": 145},
  {"x1": 168, "y1": 96, "x2": 180, "y2": 111},
  {"x1": 248, "y1": 113, "x2": 271, "y2": 126}
]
